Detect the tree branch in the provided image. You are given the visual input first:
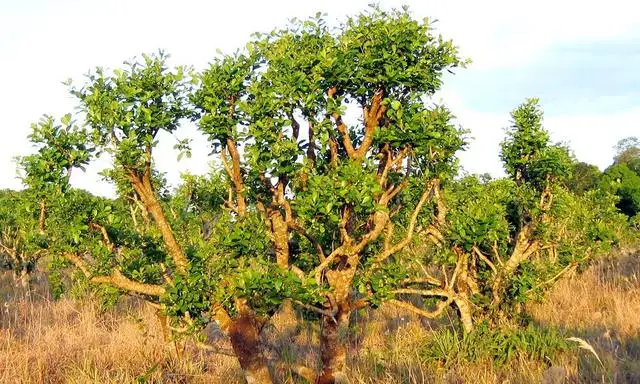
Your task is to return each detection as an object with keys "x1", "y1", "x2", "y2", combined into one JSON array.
[
  {"x1": 288, "y1": 221, "x2": 325, "y2": 261},
  {"x1": 392, "y1": 288, "x2": 452, "y2": 298},
  {"x1": 373, "y1": 182, "x2": 434, "y2": 264},
  {"x1": 128, "y1": 171, "x2": 189, "y2": 275},
  {"x1": 89, "y1": 222, "x2": 114, "y2": 253},
  {"x1": 388, "y1": 297, "x2": 453, "y2": 319},
  {"x1": 310, "y1": 247, "x2": 345, "y2": 283},
  {"x1": 472, "y1": 245, "x2": 497, "y2": 274},
  {"x1": 293, "y1": 300, "x2": 337, "y2": 323},
  {"x1": 355, "y1": 88, "x2": 386, "y2": 159},
  {"x1": 328, "y1": 87, "x2": 356, "y2": 159},
  {"x1": 63, "y1": 252, "x2": 165, "y2": 296}
]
